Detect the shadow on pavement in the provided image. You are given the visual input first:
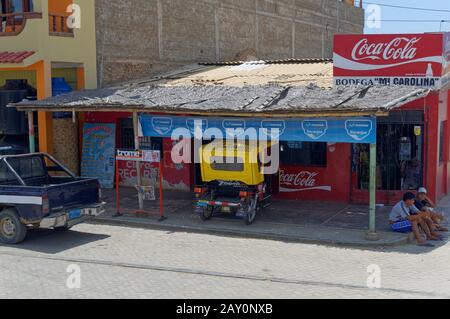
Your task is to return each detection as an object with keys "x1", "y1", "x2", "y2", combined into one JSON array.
[{"x1": 1, "y1": 228, "x2": 110, "y2": 254}]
